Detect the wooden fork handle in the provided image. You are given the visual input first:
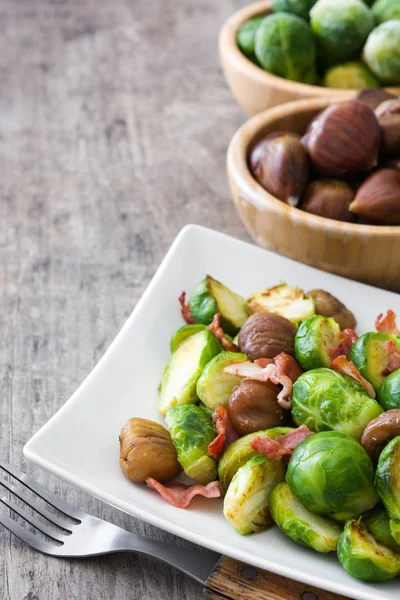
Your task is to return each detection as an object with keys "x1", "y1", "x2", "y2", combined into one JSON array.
[{"x1": 204, "y1": 557, "x2": 350, "y2": 600}]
